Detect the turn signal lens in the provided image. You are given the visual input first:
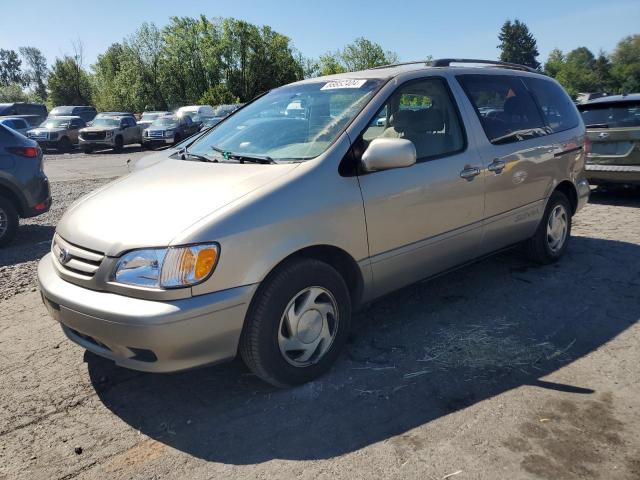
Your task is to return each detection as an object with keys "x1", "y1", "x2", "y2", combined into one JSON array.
[
  {"x1": 160, "y1": 243, "x2": 219, "y2": 288},
  {"x1": 195, "y1": 248, "x2": 218, "y2": 280}
]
